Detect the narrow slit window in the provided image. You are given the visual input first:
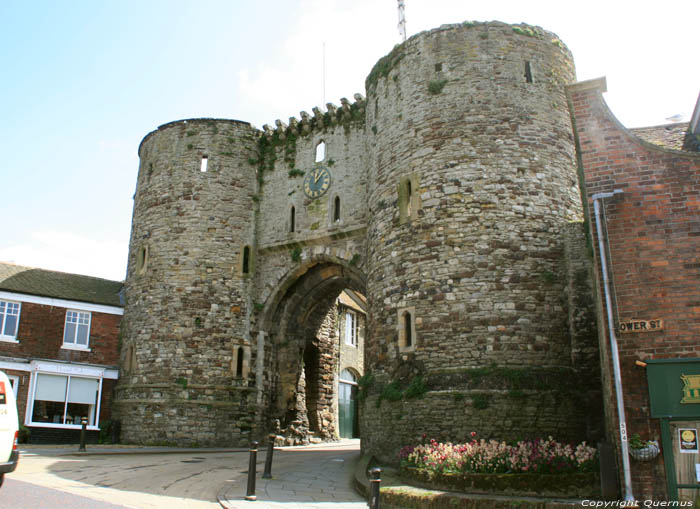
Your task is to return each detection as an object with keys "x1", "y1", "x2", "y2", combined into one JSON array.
[
  {"x1": 242, "y1": 246, "x2": 250, "y2": 274},
  {"x1": 236, "y1": 347, "x2": 244, "y2": 377},
  {"x1": 200, "y1": 156, "x2": 208, "y2": 172},
  {"x1": 406, "y1": 180, "x2": 413, "y2": 217},
  {"x1": 524, "y1": 62, "x2": 533, "y2": 84},
  {"x1": 290, "y1": 206, "x2": 296, "y2": 232},
  {"x1": 403, "y1": 311, "x2": 412, "y2": 347},
  {"x1": 315, "y1": 141, "x2": 326, "y2": 162},
  {"x1": 334, "y1": 196, "x2": 341, "y2": 222},
  {"x1": 136, "y1": 246, "x2": 148, "y2": 273}
]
